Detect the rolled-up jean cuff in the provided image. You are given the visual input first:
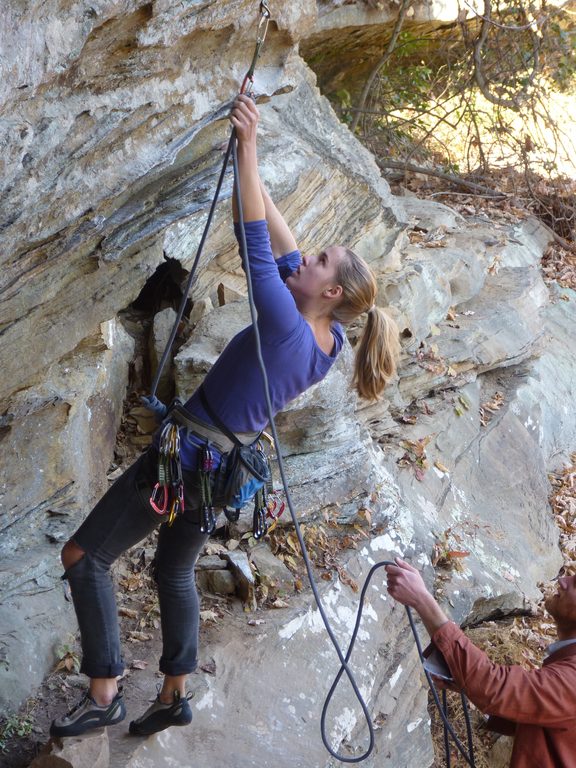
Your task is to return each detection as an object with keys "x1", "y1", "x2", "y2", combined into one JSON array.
[
  {"x1": 79, "y1": 660, "x2": 126, "y2": 678},
  {"x1": 159, "y1": 659, "x2": 198, "y2": 676}
]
